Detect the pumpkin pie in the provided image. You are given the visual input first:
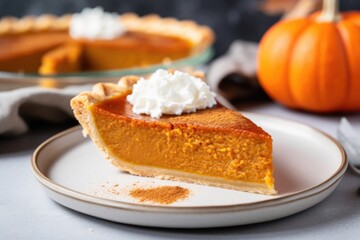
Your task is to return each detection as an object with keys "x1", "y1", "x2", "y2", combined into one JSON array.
[
  {"x1": 70, "y1": 72, "x2": 276, "y2": 195},
  {"x1": 0, "y1": 13, "x2": 213, "y2": 74}
]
